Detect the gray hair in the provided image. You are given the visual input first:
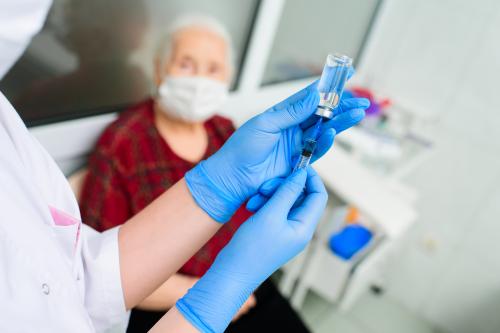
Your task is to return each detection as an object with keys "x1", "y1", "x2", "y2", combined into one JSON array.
[{"x1": 156, "y1": 14, "x2": 235, "y2": 78}]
